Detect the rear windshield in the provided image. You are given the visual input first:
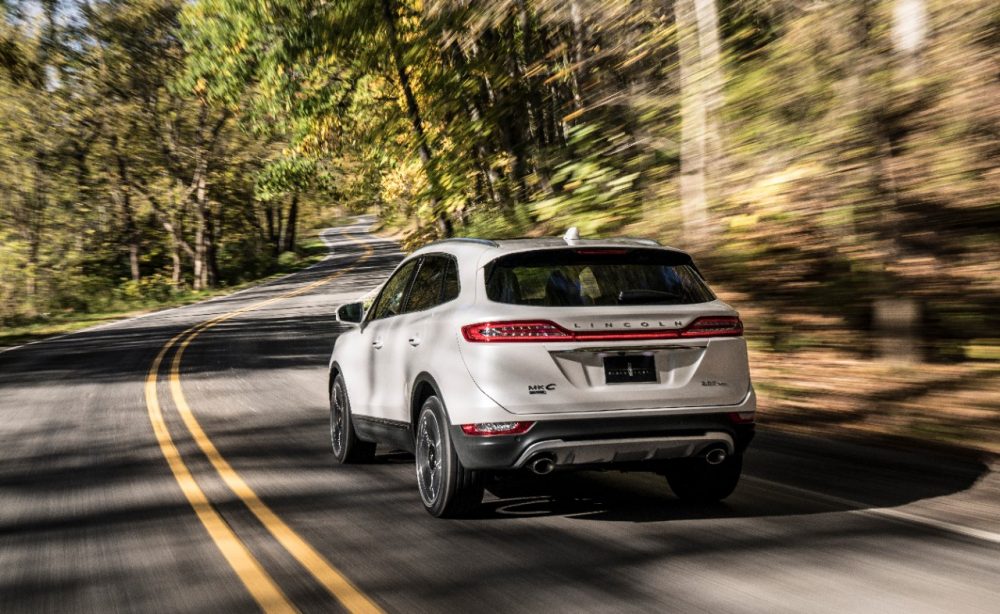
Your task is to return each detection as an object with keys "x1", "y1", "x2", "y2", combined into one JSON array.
[{"x1": 485, "y1": 248, "x2": 715, "y2": 307}]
